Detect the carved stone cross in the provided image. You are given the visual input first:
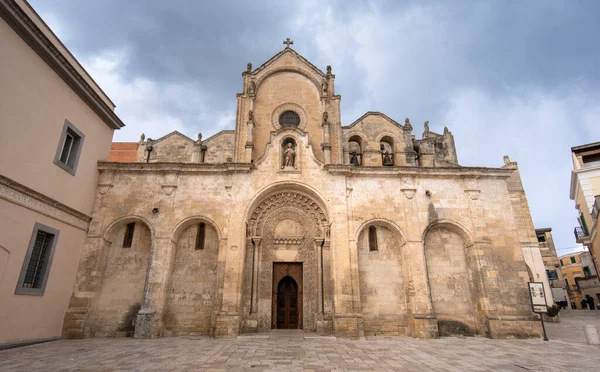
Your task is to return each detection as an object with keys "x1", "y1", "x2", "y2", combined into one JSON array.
[{"x1": 283, "y1": 38, "x2": 293, "y2": 48}]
